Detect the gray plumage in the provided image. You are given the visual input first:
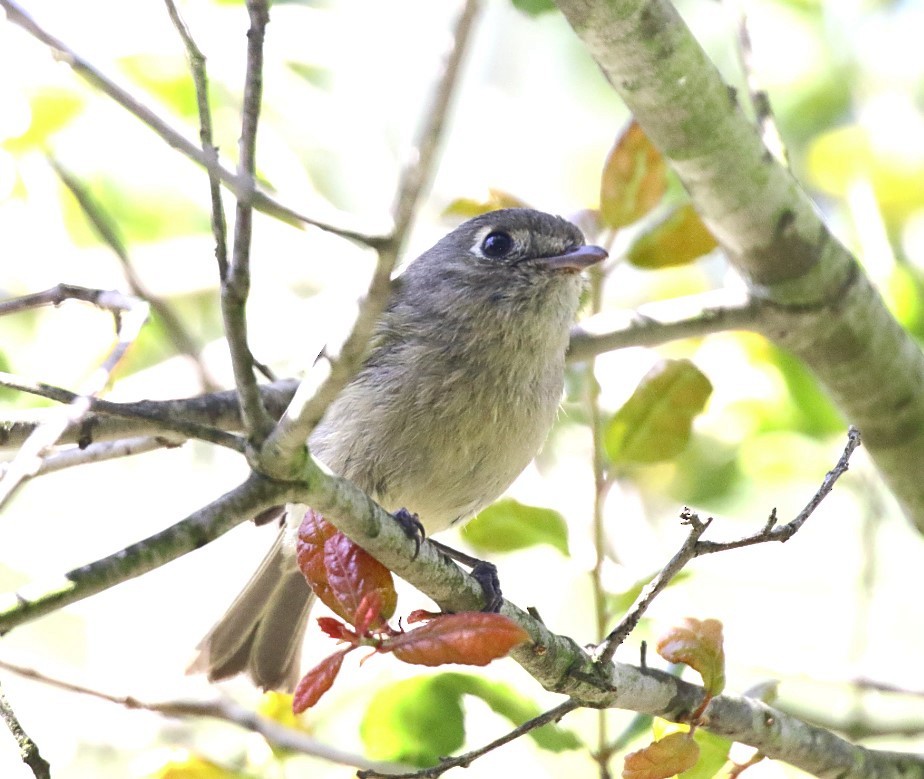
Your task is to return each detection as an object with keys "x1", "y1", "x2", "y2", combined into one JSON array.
[{"x1": 191, "y1": 208, "x2": 606, "y2": 690}]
